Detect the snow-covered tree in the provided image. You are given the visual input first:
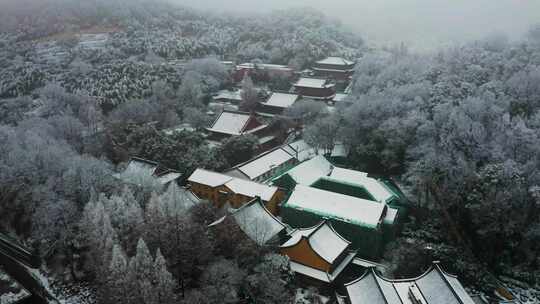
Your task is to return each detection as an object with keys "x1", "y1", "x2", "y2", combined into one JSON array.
[
  {"x1": 80, "y1": 199, "x2": 117, "y2": 275},
  {"x1": 239, "y1": 75, "x2": 258, "y2": 112},
  {"x1": 304, "y1": 115, "x2": 341, "y2": 155},
  {"x1": 128, "y1": 238, "x2": 156, "y2": 303},
  {"x1": 103, "y1": 244, "x2": 132, "y2": 304},
  {"x1": 153, "y1": 249, "x2": 176, "y2": 304},
  {"x1": 104, "y1": 187, "x2": 144, "y2": 254},
  {"x1": 244, "y1": 254, "x2": 294, "y2": 304},
  {"x1": 200, "y1": 259, "x2": 246, "y2": 304}
]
